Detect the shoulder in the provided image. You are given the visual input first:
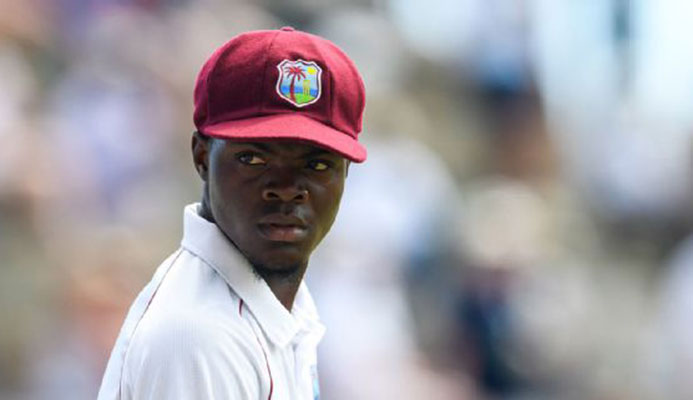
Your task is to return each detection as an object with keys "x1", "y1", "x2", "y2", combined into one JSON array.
[
  {"x1": 122, "y1": 308, "x2": 264, "y2": 398},
  {"x1": 146, "y1": 307, "x2": 236, "y2": 343},
  {"x1": 133, "y1": 249, "x2": 257, "y2": 358}
]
